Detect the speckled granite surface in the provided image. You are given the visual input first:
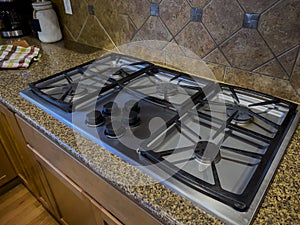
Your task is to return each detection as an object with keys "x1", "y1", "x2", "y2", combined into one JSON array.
[{"x1": 0, "y1": 37, "x2": 299, "y2": 225}]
